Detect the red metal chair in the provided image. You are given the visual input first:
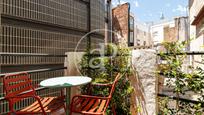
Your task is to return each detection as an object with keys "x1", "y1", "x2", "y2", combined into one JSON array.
[
  {"x1": 3, "y1": 72, "x2": 66, "y2": 115},
  {"x1": 70, "y1": 73, "x2": 121, "y2": 115}
]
